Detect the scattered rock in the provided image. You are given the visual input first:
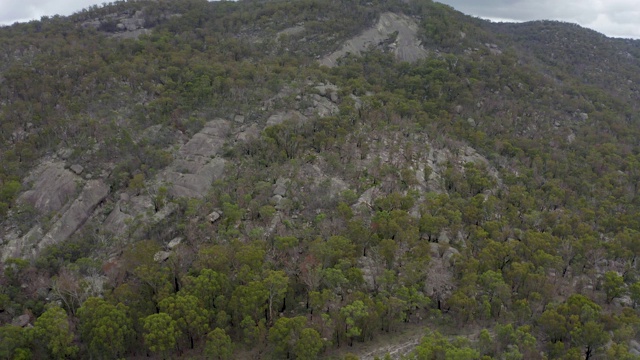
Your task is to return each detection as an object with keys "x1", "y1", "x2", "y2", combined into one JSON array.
[
  {"x1": 266, "y1": 110, "x2": 307, "y2": 127},
  {"x1": 467, "y1": 118, "x2": 476, "y2": 127},
  {"x1": 266, "y1": 212, "x2": 283, "y2": 236},
  {"x1": 485, "y1": 43, "x2": 502, "y2": 55},
  {"x1": 271, "y1": 194, "x2": 284, "y2": 205},
  {"x1": 273, "y1": 178, "x2": 291, "y2": 197},
  {"x1": 151, "y1": 202, "x2": 178, "y2": 223},
  {"x1": 315, "y1": 83, "x2": 339, "y2": 103},
  {"x1": 57, "y1": 148, "x2": 73, "y2": 160},
  {"x1": 208, "y1": 211, "x2": 222, "y2": 223},
  {"x1": 613, "y1": 295, "x2": 633, "y2": 308},
  {"x1": 350, "y1": 94, "x2": 364, "y2": 109},
  {"x1": 356, "y1": 187, "x2": 378, "y2": 209},
  {"x1": 236, "y1": 124, "x2": 261, "y2": 142},
  {"x1": 70, "y1": 164, "x2": 84, "y2": 175},
  {"x1": 277, "y1": 25, "x2": 305, "y2": 38},
  {"x1": 305, "y1": 95, "x2": 339, "y2": 117},
  {"x1": 443, "y1": 247, "x2": 460, "y2": 265},
  {"x1": 154, "y1": 251, "x2": 172, "y2": 263},
  {"x1": 167, "y1": 237, "x2": 183, "y2": 249},
  {"x1": 579, "y1": 112, "x2": 589, "y2": 121},
  {"x1": 234, "y1": 115, "x2": 245, "y2": 123},
  {"x1": 438, "y1": 230, "x2": 451, "y2": 244},
  {"x1": 11, "y1": 314, "x2": 30, "y2": 327}
]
